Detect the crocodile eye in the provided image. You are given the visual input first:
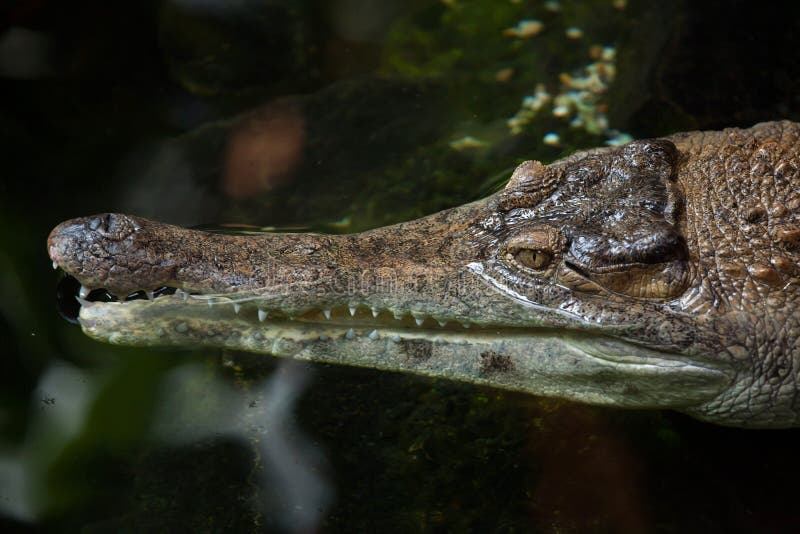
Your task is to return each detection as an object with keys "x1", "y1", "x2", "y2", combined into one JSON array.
[{"x1": 514, "y1": 248, "x2": 552, "y2": 270}]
